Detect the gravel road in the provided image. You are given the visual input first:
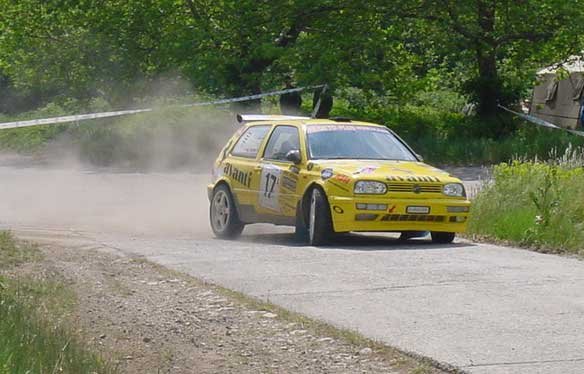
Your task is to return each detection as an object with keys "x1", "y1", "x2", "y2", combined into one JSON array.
[{"x1": 1, "y1": 164, "x2": 583, "y2": 373}]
